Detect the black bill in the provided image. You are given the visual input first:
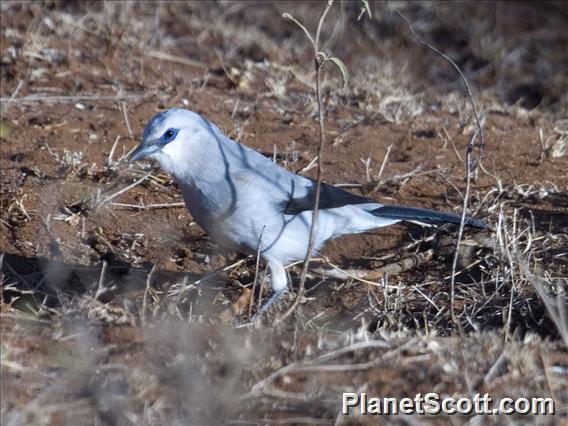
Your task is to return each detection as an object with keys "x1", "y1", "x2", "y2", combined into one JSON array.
[{"x1": 127, "y1": 140, "x2": 161, "y2": 164}]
